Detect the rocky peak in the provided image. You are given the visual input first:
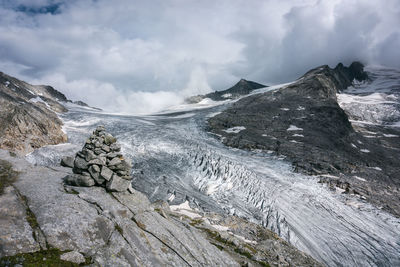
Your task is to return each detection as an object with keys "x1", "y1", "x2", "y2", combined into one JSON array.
[
  {"x1": 61, "y1": 126, "x2": 134, "y2": 192},
  {"x1": 186, "y1": 78, "x2": 267, "y2": 103}
]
